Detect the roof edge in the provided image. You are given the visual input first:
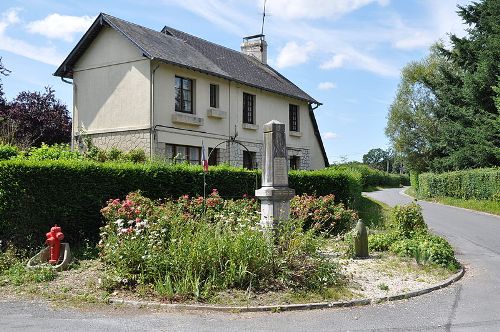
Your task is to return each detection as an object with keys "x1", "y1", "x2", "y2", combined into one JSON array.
[
  {"x1": 53, "y1": 13, "x2": 152, "y2": 78},
  {"x1": 308, "y1": 103, "x2": 329, "y2": 167}
]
